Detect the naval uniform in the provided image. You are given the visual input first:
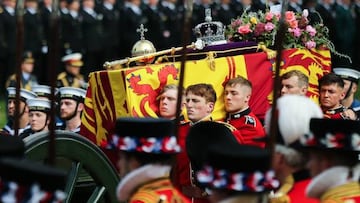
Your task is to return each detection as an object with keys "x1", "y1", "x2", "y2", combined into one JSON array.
[
  {"x1": 6, "y1": 73, "x2": 39, "y2": 90},
  {"x1": 1, "y1": 121, "x2": 31, "y2": 136},
  {"x1": 56, "y1": 71, "x2": 86, "y2": 88}
]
